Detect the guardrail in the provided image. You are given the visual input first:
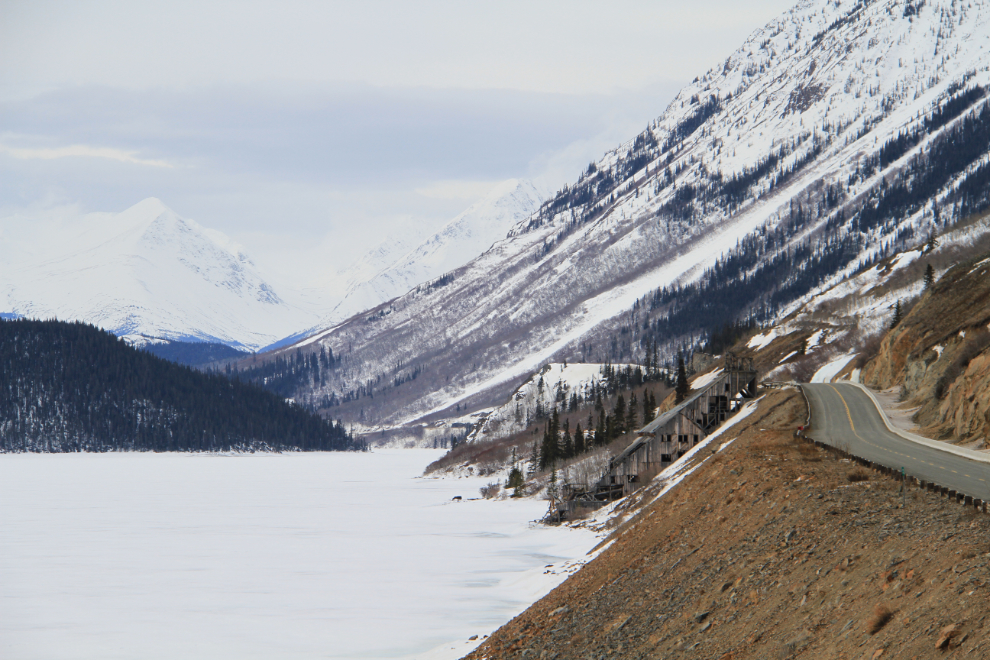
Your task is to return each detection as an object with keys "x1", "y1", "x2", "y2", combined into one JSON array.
[
  {"x1": 797, "y1": 384, "x2": 988, "y2": 515},
  {"x1": 800, "y1": 436, "x2": 989, "y2": 513}
]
